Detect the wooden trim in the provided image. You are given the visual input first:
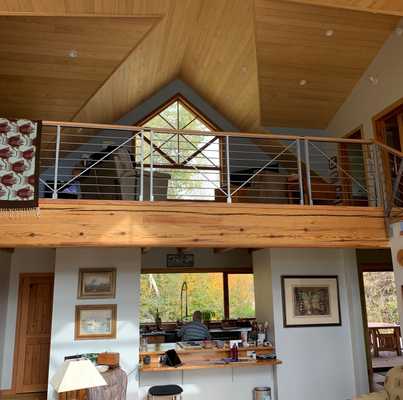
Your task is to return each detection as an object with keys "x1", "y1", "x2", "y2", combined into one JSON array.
[
  {"x1": 357, "y1": 267, "x2": 374, "y2": 391},
  {"x1": 42, "y1": 120, "x2": 373, "y2": 143},
  {"x1": 12, "y1": 273, "x2": 54, "y2": 395},
  {"x1": 223, "y1": 272, "x2": 229, "y2": 320},
  {"x1": 0, "y1": 199, "x2": 389, "y2": 249},
  {"x1": 133, "y1": 94, "x2": 219, "y2": 132},
  {"x1": 374, "y1": 140, "x2": 403, "y2": 158},
  {"x1": 358, "y1": 262, "x2": 393, "y2": 272},
  {"x1": 339, "y1": 126, "x2": 366, "y2": 206},
  {"x1": 75, "y1": 304, "x2": 117, "y2": 340},
  {"x1": 373, "y1": 97, "x2": 403, "y2": 127},
  {"x1": 343, "y1": 126, "x2": 363, "y2": 140},
  {"x1": 141, "y1": 267, "x2": 253, "y2": 274}
]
